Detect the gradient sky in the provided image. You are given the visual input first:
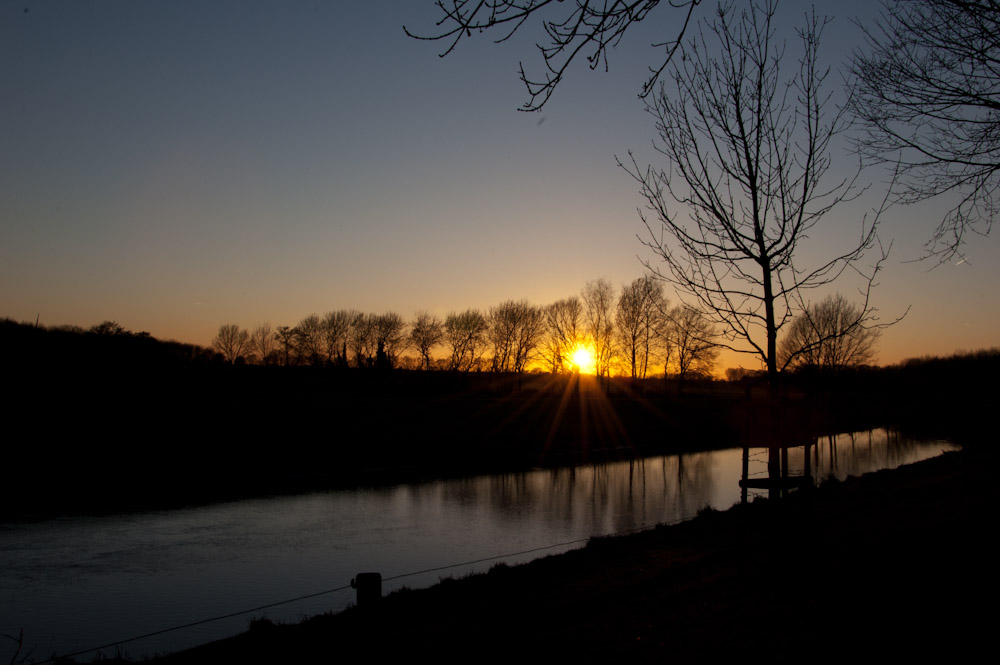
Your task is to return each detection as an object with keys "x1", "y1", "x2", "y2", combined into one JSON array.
[{"x1": 2, "y1": 0, "x2": 997, "y2": 370}]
